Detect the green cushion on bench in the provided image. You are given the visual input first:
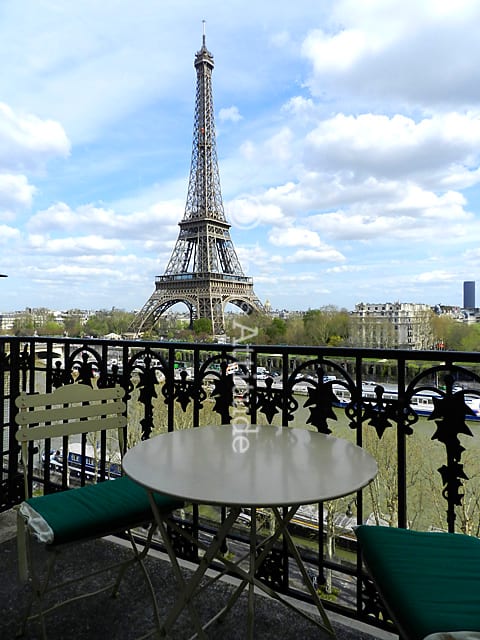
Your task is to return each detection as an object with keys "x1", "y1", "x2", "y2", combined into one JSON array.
[
  {"x1": 25, "y1": 475, "x2": 183, "y2": 546},
  {"x1": 356, "y1": 525, "x2": 480, "y2": 640}
]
